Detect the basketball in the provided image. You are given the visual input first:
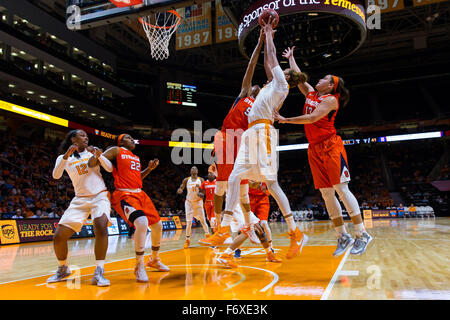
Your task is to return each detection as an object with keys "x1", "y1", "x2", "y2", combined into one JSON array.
[{"x1": 258, "y1": 9, "x2": 279, "y2": 28}]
